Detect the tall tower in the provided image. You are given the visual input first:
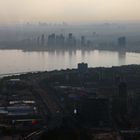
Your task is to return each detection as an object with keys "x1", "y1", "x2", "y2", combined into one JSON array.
[
  {"x1": 81, "y1": 36, "x2": 86, "y2": 47},
  {"x1": 41, "y1": 34, "x2": 45, "y2": 46}
]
